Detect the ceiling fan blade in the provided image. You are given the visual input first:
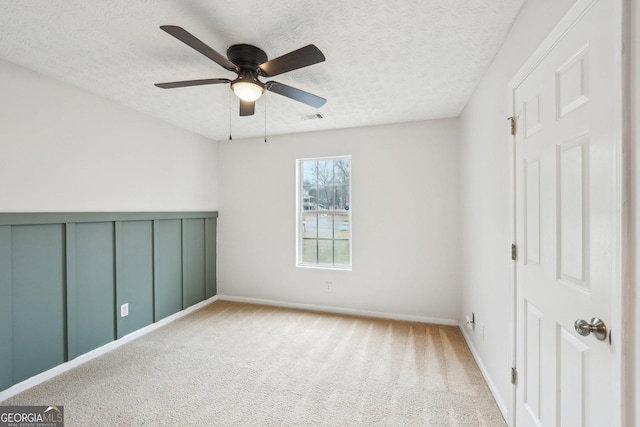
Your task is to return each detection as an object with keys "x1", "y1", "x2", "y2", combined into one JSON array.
[
  {"x1": 239, "y1": 100, "x2": 255, "y2": 116},
  {"x1": 266, "y1": 81, "x2": 326, "y2": 108},
  {"x1": 160, "y1": 25, "x2": 238, "y2": 72},
  {"x1": 155, "y1": 78, "x2": 231, "y2": 89},
  {"x1": 259, "y1": 44, "x2": 325, "y2": 77}
]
